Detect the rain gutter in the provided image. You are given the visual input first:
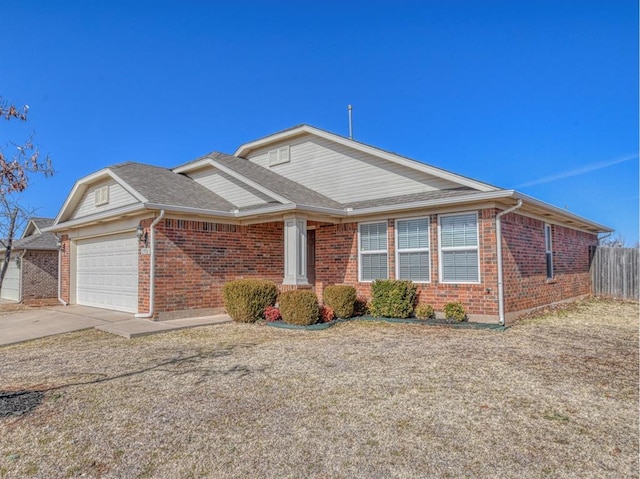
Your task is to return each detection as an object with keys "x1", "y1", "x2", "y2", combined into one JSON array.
[
  {"x1": 496, "y1": 199, "x2": 523, "y2": 325},
  {"x1": 135, "y1": 210, "x2": 165, "y2": 319}
]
